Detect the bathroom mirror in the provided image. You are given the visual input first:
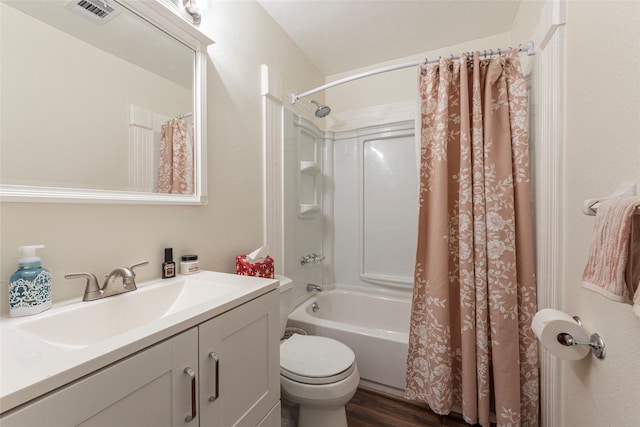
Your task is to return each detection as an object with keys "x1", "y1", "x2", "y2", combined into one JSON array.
[{"x1": 0, "y1": 0, "x2": 212, "y2": 204}]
